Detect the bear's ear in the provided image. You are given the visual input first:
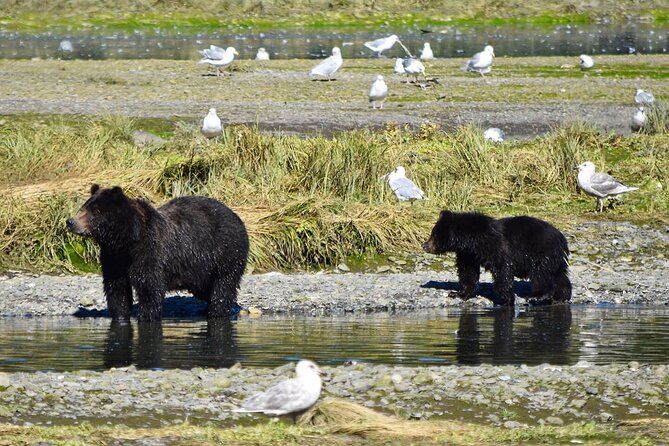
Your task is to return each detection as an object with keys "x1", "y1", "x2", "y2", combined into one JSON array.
[
  {"x1": 110, "y1": 186, "x2": 125, "y2": 200},
  {"x1": 90, "y1": 184, "x2": 100, "y2": 195},
  {"x1": 439, "y1": 210, "x2": 452, "y2": 220}
]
